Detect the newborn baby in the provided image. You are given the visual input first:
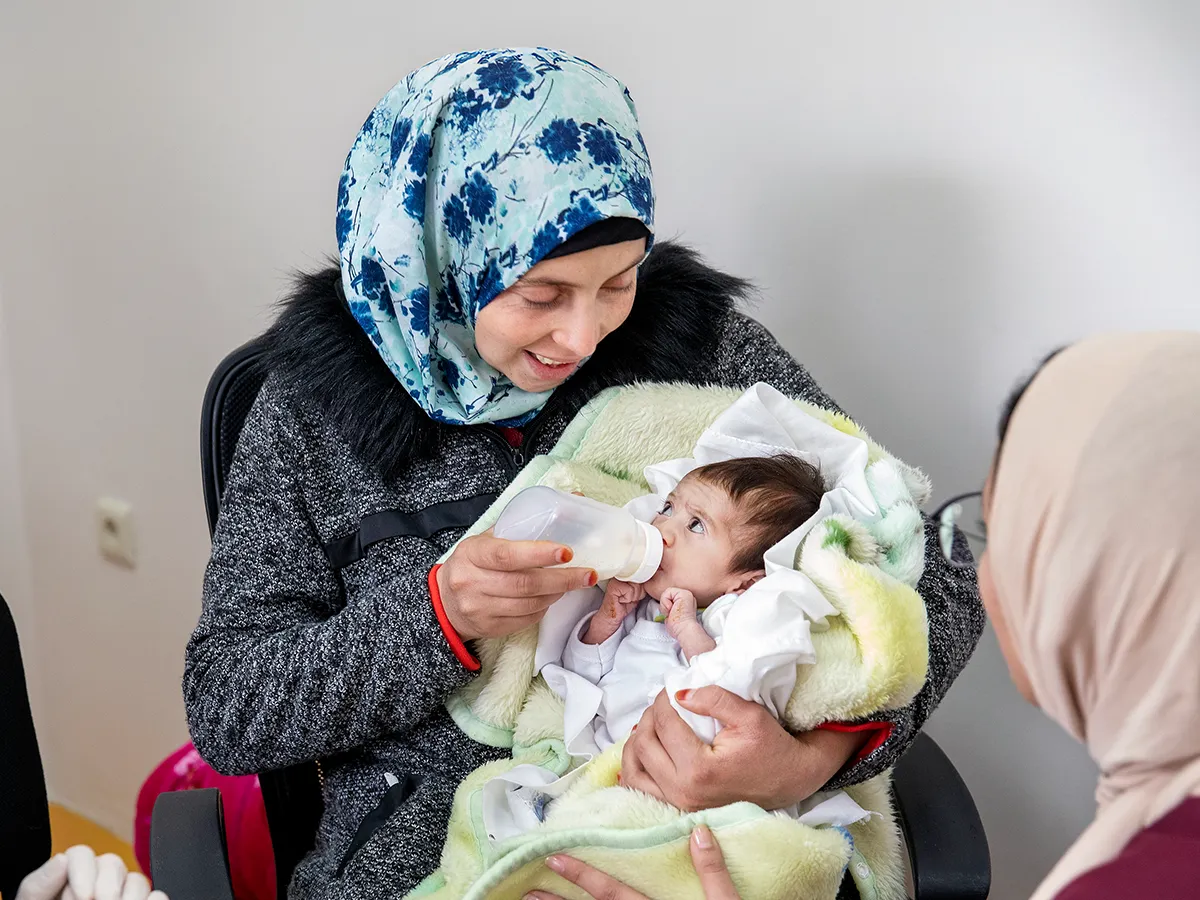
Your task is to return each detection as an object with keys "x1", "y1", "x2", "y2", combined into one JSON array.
[{"x1": 560, "y1": 454, "x2": 826, "y2": 743}]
